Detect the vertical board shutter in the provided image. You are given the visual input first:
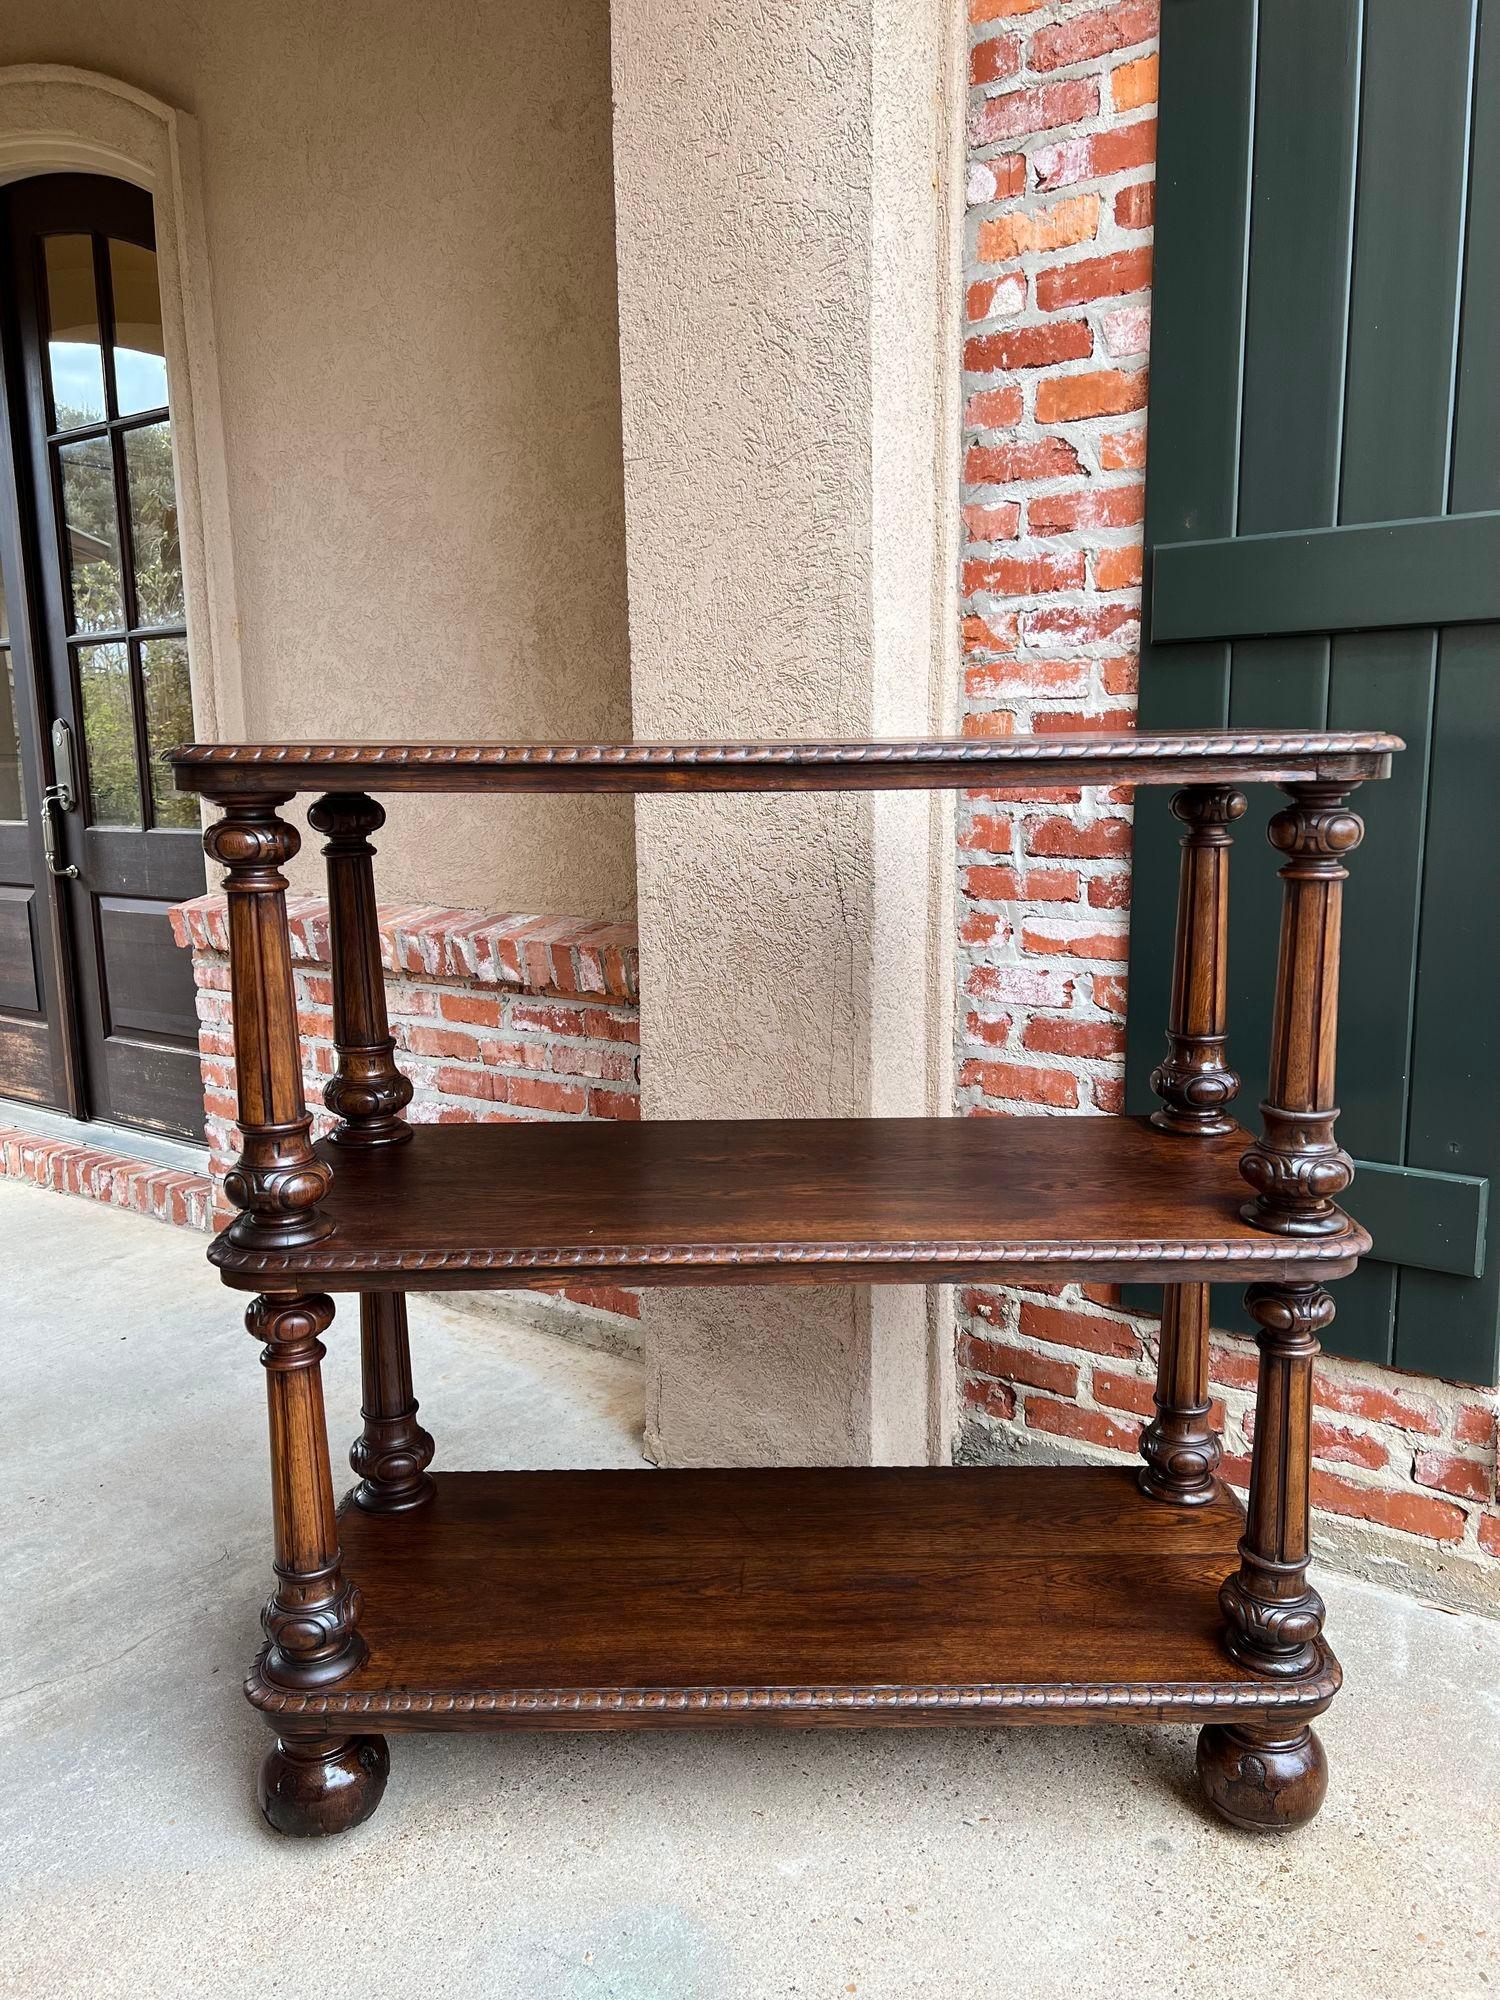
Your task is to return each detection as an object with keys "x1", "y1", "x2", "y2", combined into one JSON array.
[{"x1": 1126, "y1": 0, "x2": 1500, "y2": 1385}]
